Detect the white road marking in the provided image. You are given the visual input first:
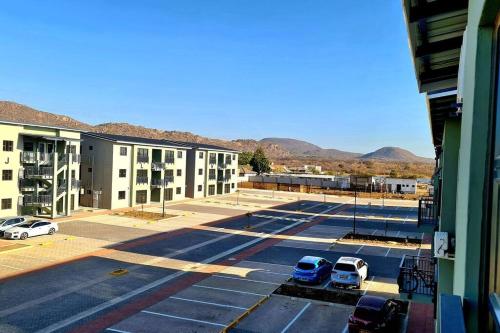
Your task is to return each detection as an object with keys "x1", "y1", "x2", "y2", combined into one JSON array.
[
  {"x1": 362, "y1": 276, "x2": 375, "y2": 295},
  {"x1": 385, "y1": 248, "x2": 391, "y2": 257},
  {"x1": 192, "y1": 285, "x2": 267, "y2": 297},
  {"x1": 396, "y1": 231, "x2": 401, "y2": 237},
  {"x1": 371, "y1": 229, "x2": 378, "y2": 235},
  {"x1": 341, "y1": 324, "x2": 349, "y2": 333},
  {"x1": 106, "y1": 328, "x2": 133, "y2": 333},
  {"x1": 169, "y1": 296, "x2": 247, "y2": 310},
  {"x1": 280, "y1": 302, "x2": 311, "y2": 333},
  {"x1": 212, "y1": 274, "x2": 281, "y2": 285},
  {"x1": 355, "y1": 245, "x2": 364, "y2": 254},
  {"x1": 141, "y1": 310, "x2": 226, "y2": 327}
]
